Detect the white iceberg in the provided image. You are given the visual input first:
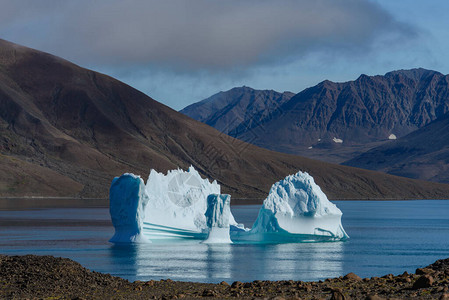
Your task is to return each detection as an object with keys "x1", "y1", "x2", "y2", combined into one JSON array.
[
  {"x1": 110, "y1": 166, "x2": 240, "y2": 241},
  {"x1": 202, "y1": 194, "x2": 232, "y2": 244},
  {"x1": 248, "y1": 171, "x2": 348, "y2": 242},
  {"x1": 143, "y1": 166, "x2": 217, "y2": 239},
  {"x1": 109, "y1": 174, "x2": 150, "y2": 243},
  {"x1": 109, "y1": 167, "x2": 348, "y2": 244}
]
